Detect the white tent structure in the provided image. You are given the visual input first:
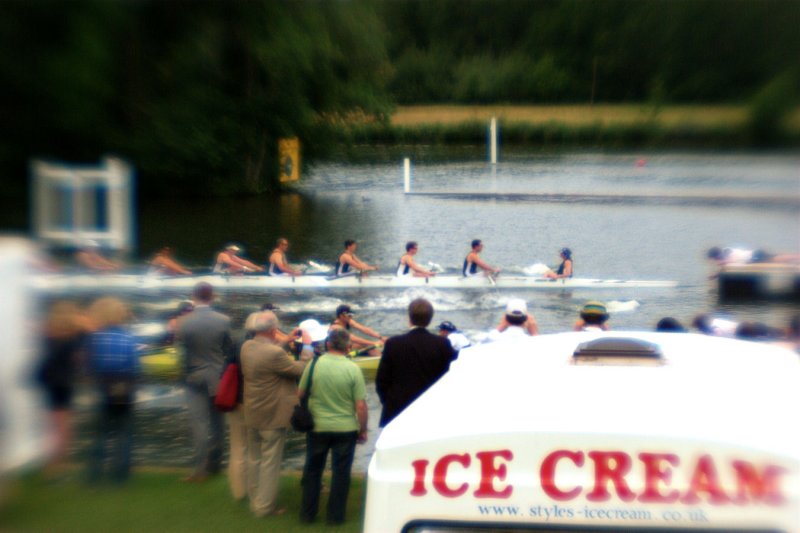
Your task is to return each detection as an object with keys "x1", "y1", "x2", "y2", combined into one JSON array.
[{"x1": 32, "y1": 157, "x2": 134, "y2": 253}]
